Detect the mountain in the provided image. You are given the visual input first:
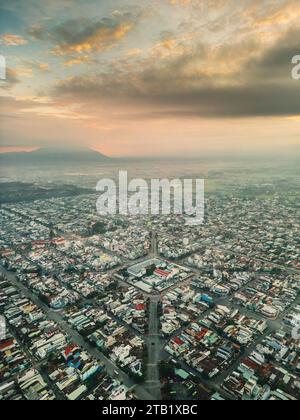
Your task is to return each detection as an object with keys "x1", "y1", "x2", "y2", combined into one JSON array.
[{"x1": 0, "y1": 147, "x2": 112, "y2": 165}]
